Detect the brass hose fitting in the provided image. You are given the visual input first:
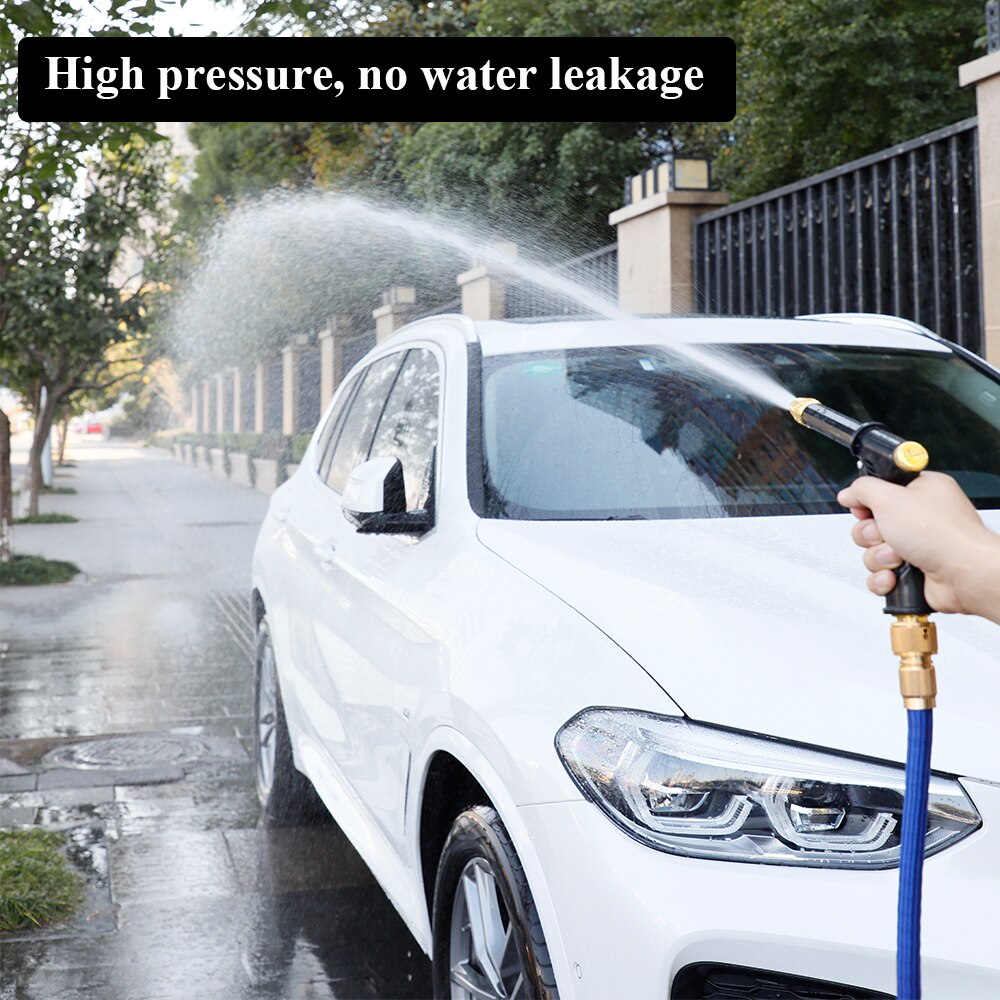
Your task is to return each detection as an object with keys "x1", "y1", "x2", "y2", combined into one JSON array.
[
  {"x1": 789, "y1": 397, "x2": 821, "y2": 426},
  {"x1": 891, "y1": 615, "x2": 938, "y2": 710}
]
